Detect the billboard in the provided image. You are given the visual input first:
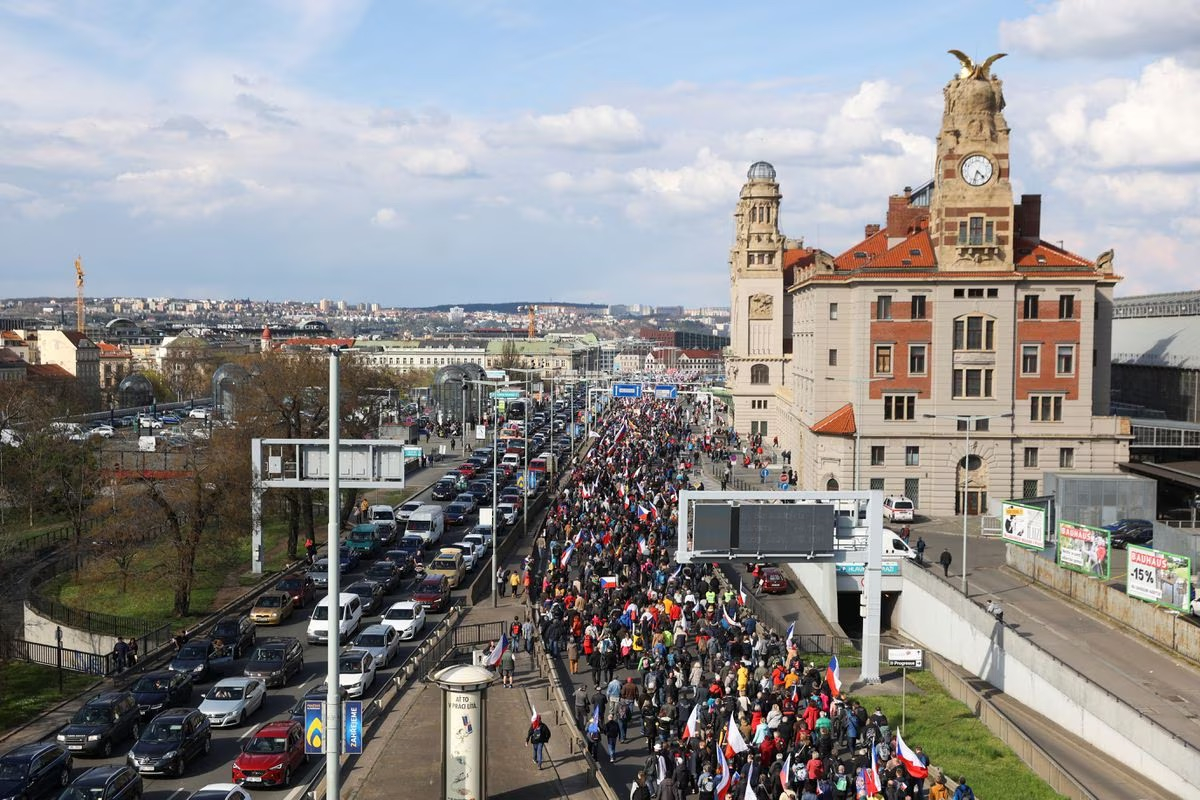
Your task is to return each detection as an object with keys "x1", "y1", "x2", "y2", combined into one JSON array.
[
  {"x1": 1127, "y1": 545, "x2": 1193, "y2": 612},
  {"x1": 1001, "y1": 501, "x2": 1046, "y2": 549},
  {"x1": 1056, "y1": 520, "x2": 1110, "y2": 579},
  {"x1": 693, "y1": 502, "x2": 835, "y2": 557}
]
